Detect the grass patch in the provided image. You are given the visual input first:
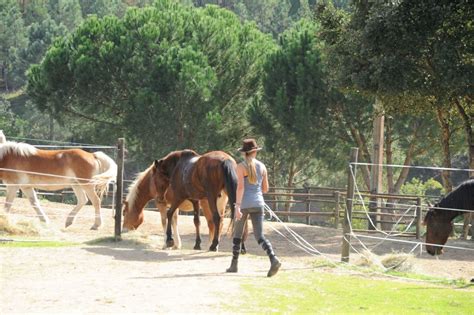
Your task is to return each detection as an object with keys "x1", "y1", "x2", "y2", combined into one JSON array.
[
  {"x1": 232, "y1": 270, "x2": 473, "y2": 314},
  {"x1": 0, "y1": 240, "x2": 79, "y2": 248}
]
